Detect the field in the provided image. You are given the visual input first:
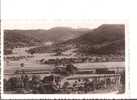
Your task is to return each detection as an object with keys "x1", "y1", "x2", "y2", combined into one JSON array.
[{"x1": 4, "y1": 47, "x2": 125, "y2": 80}]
